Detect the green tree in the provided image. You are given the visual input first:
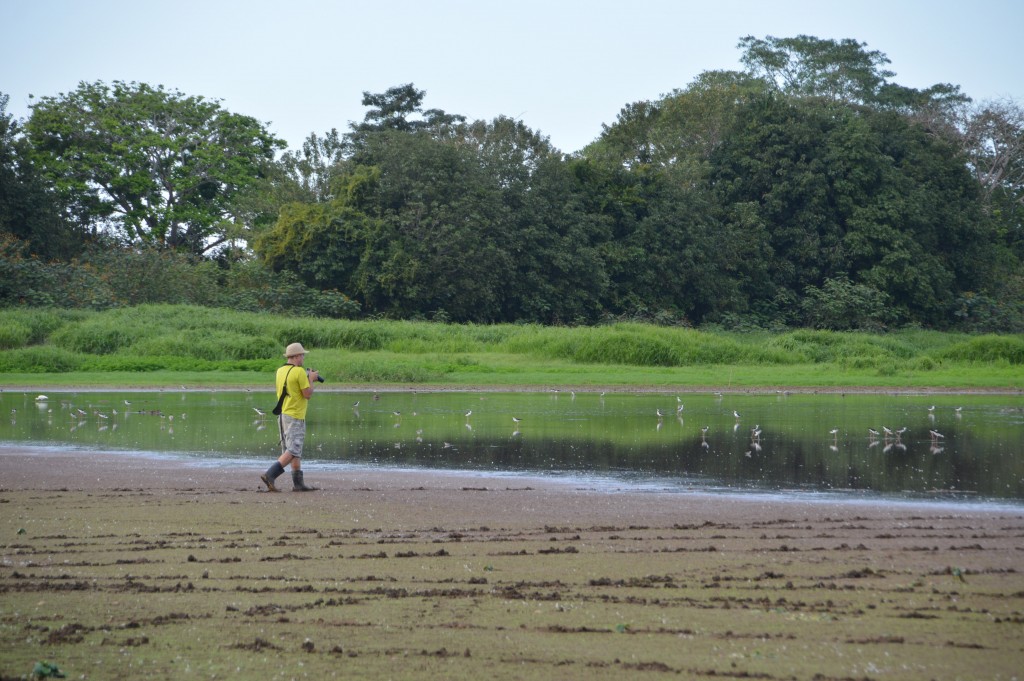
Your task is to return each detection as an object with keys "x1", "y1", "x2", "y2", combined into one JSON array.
[
  {"x1": 464, "y1": 117, "x2": 608, "y2": 323},
  {"x1": 277, "y1": 128, "x2": 348, "y2": 203},
  {"x1": 353, "y1": 83, "x2": 467, "y2": 134},
  {"x1": 962, "y1": 99, "x2": 1024, "y2": 252},
  {"x1": 254, "y1": 167, "x2": 379, "y2": 296},
  {"x1": 0, "y1": 92, "x2": 83, "y2": 260},
  {"x1": 350, "y1": 129, "x2": 512, "y2": 321},
  {"x1": 25, "y1": 80, "x2": 284, "y2": 255},
  {"x1": 738, "y1": 34, "x2": 895, "y2": 103},
  {"x1": 710, "y1": 92, "x2": 989, "y2": 327},
  {"x1": 801, "y1": 276, "x2": 893, "y2": 330}
]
